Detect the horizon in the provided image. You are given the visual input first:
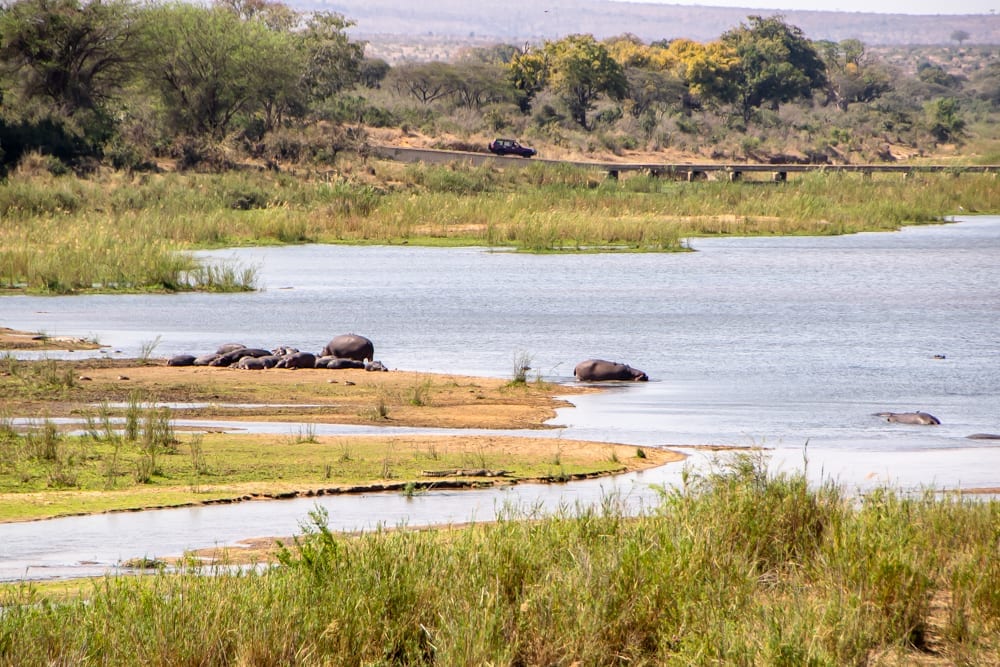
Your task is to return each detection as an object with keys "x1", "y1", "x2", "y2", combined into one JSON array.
[{"x1": 615, "y1": 0, "x2": 997, "y2": 15}]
